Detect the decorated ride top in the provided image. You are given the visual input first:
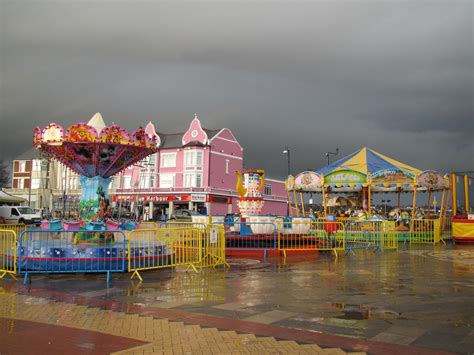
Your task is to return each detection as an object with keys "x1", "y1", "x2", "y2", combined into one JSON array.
[
  {"x1": 34, "y1": 113, "x2": 159, "y2": 178},
  {"x1": 236, "y1": 169, "x2": 265, "y2": 217},
  {"x1": 287, "y1": 148, "x2": 449, "y2": 193}
]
